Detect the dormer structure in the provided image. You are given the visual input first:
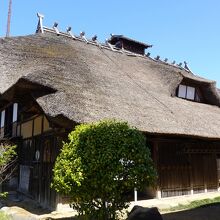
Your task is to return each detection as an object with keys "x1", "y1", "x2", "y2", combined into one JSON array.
[
  {"x1": 175, "y1": 76, "x2": 220, "y2": 106},
  {"x1": 108, "y1": 34, "x2": 152, "y2": 55},
  {"x1": 176, "y1": 80, "x2": 204, "y2": 103}
]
